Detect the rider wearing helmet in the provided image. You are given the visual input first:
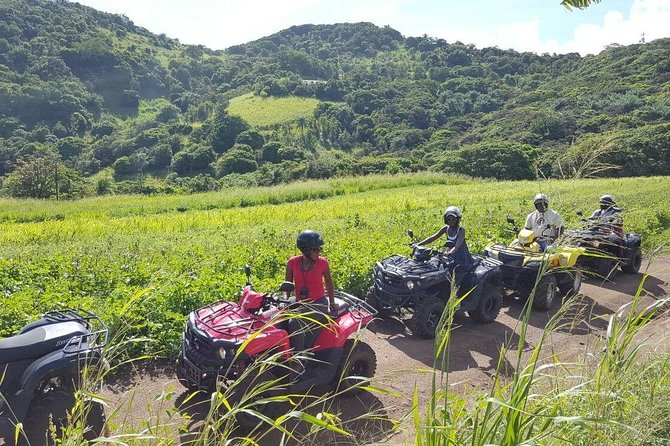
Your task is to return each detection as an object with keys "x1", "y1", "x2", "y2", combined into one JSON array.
[
  {"x1": 285, "y1": 230, "x2": 337, "y2": 356},
  {"x1": 418, "y1": 206, "x2": 473, "y2": 267},
  {"x1": 590, "y1": 194, "x2": 623, "y2": 236},
  {"x1": 591, "y1": 194, "x2": 621, "y2": 220},
  {"x1": 524, "y1": 193, "x2": 564, "y2": 251}
]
